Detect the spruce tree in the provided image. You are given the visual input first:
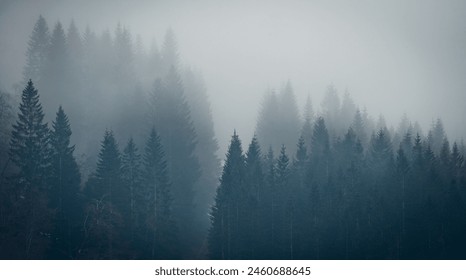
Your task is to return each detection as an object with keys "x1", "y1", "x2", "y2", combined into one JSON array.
[
  {"x1": 121, "y1": 137, "x2": 142, "y2": 243},
  {"x1": 142, "y1": 128, "x2": 178, "y2": 259},
  {"x1": 275, "y1": 145, "x2": 293, "y2": 259},
  {"x1": 83, "y1": 130, "x2": 125, "y2": 259},
  {"x1": 243, "y1": 135, "x2": 263, "y2": 258},
  {"x1": 209, "y1": 131, "x2": 245, "y2": 259},
  {"x1": 9, "y1": 80, "x2": 51, "y2": 258},
  {"x1": 300, "y1": 95, "x2": 314, "y2": 152},
  {"x1": 278, "y1": 81, "x2": 301, "y2": 155},
  {"x1": 23, "y1": 16, "x2": 50, "y2": 85},
  {"x1": 183, "y1": 68, "x2": 221, "y2": 235},
  {"x1": 150, "y1": 66, "x2": 201, "y2": 257},
  {"x1": 43, "y1": 21, "x2": 68, "y2": 117},
  {"x1": 48, "y1": 106, "x2": 82, "y2": 259},
  {"x1": 10, "y1": 80, "x2": 50, "y2": 190},
  {"x1": 256, "y1": 90, "x2": 280, "y2": 154}
]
